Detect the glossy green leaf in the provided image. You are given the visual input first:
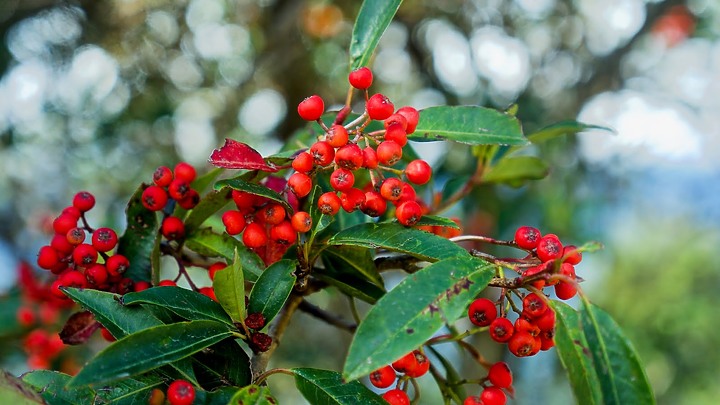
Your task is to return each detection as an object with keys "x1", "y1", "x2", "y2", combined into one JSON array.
[
  {"x1": 328, "y1": 222, "x2": 469, "y2": 262},
  {"x1": 482, "y1": 156, "x2": 549, "y2": 185},
  {"x1": 192, "y1": 338, "x2": 251, "y2": 389},
  {"x1": 213, "y1": 249, "x2": 246, "y2": 323},
  {"x1": 552, "y1": 301, "x2": 603, "y2": 405},
  {"x1": 527, "y1": 120, "x2": 613, "y2": 144},
  {"x1": 319, "y1": 251, "x2": 385, "y2": 304},
  {"x1": 292, "y1": 368, "x2": 385, "y2": 405},
  {"x1": 349, "y1": 0, "x2": 403, "y2": 70},
  {"x1": 248, "y1": 260, "x2": 297, "y2": 324},
  {"x1": 343, "y1": 257, "x2": 493, "y2": 381},
  {"x1": 20, "y1": 370, "x2": 90, "y2": 405},
  {"x1": 183, "y1": 187, "x2": 232, "y2": 233},
  {"x1": 228, "y1": 385, "x2": 277, "y2": 405},
  {"x1": 185, "y1": 227, "x2": 262, "y2": 282},
  {"x1": 122, "y1": 286, "x2": 233, "y2": 326},
  {"x1": 413, "y1": 215, "x2": 461, "y2": 229},
  {"x1": 117, "y1": 184, "x2": 160, "y2": 282},
  {"x1": 580, "y1": 300, "x2": 655, "y2": 405},
  {"x1": 215, "y1": 177, "x2": 292, "y2": 214},
  {"x1": 199, "y1": 387, "x2": 243, "y2": 405},
  {"x1": 68, "y1": 320, "x2": 234, "y2": 387},
  {"x1": 410, "y1": 106, "x2": 526, "y2": 146}
]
